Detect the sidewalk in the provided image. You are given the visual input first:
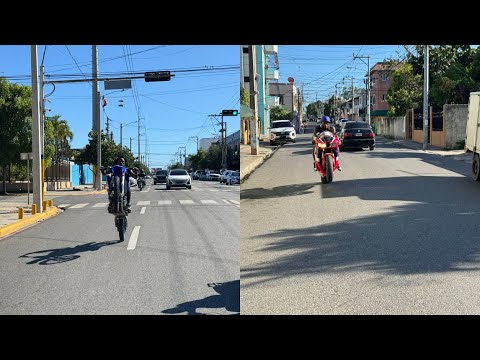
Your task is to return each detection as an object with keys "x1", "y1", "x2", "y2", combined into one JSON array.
[
  {"x1": 0, "y1": 185, "x2": 107, "y2": 239},
  {"x1": 240, "y1": 140, "x2": 279, "y2": 182}
]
